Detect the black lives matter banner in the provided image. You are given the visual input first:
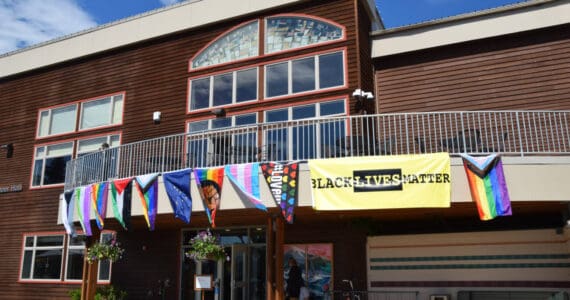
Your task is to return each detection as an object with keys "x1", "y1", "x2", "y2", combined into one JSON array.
[{"x1": 308, "y1": 153, "x2": 451, "y2": 210}]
